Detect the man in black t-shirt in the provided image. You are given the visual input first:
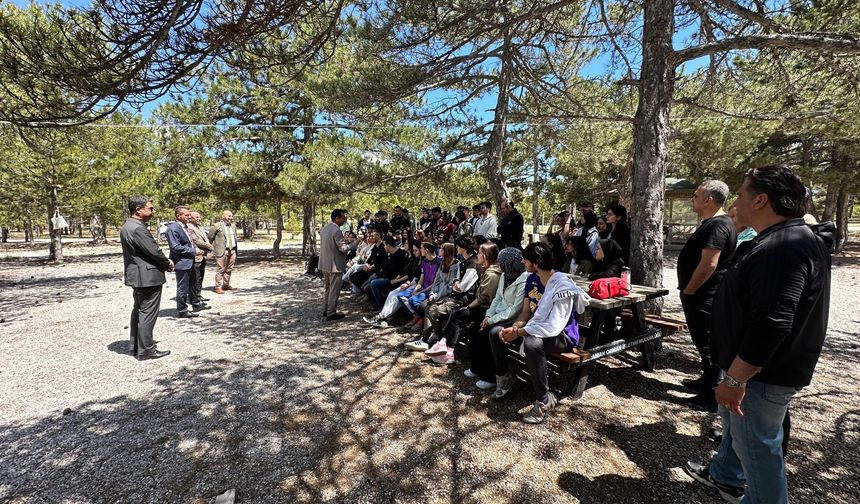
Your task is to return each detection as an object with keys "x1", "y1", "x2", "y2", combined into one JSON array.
[
  {"x1": 683, "y1": 166, "x2": 832, "y2": 504},
  {"x1": 677, "y1": 180, "x2": 737, "y2": 411}
]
